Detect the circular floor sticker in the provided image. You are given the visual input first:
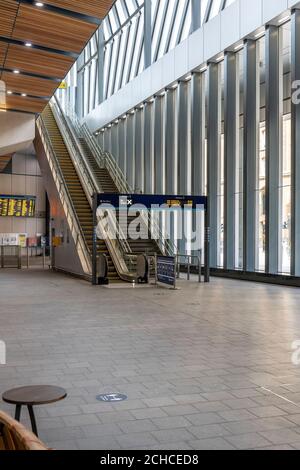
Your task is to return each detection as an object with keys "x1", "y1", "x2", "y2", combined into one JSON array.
[{"x1": 96, "y1": 393, "x2": 128, "y2": 403}]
